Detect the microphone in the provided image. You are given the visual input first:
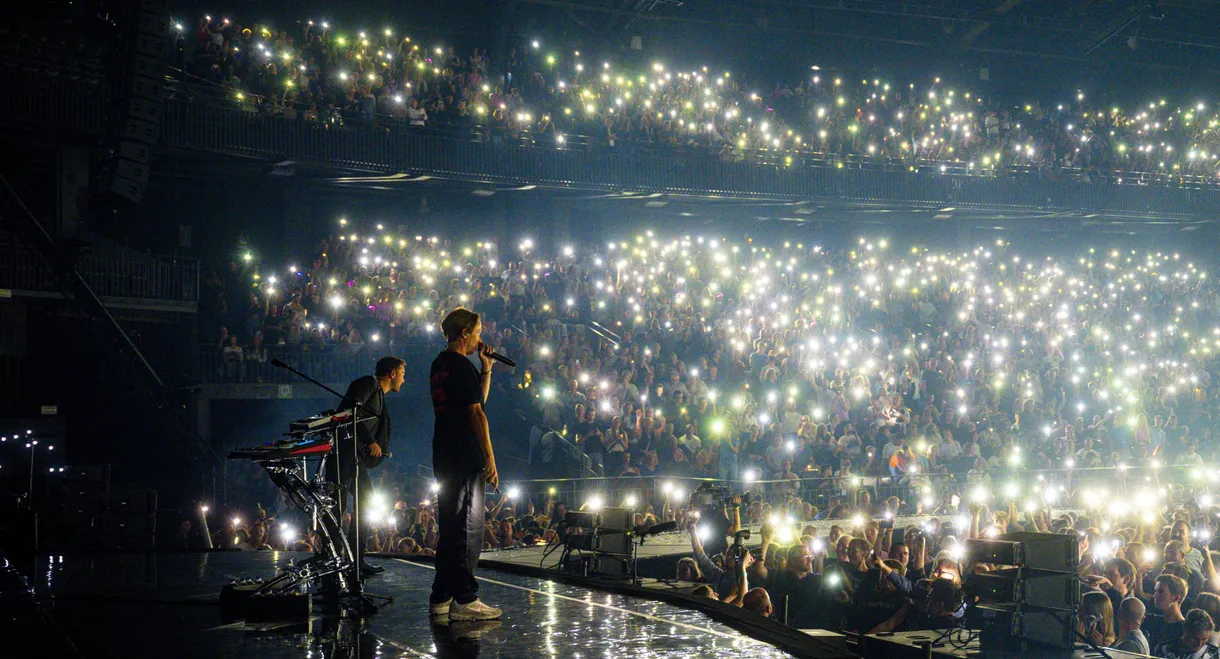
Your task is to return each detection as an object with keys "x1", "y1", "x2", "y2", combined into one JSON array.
[
  {"x1": 270, "y1": 358, "x2": 290, "y2": 369},
  {"x1": 644, "y1": 521, "x2": 678, "y2": 536},
  {"x1": 479, "y1": 343, "x2": 516, "y2": 368}
]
